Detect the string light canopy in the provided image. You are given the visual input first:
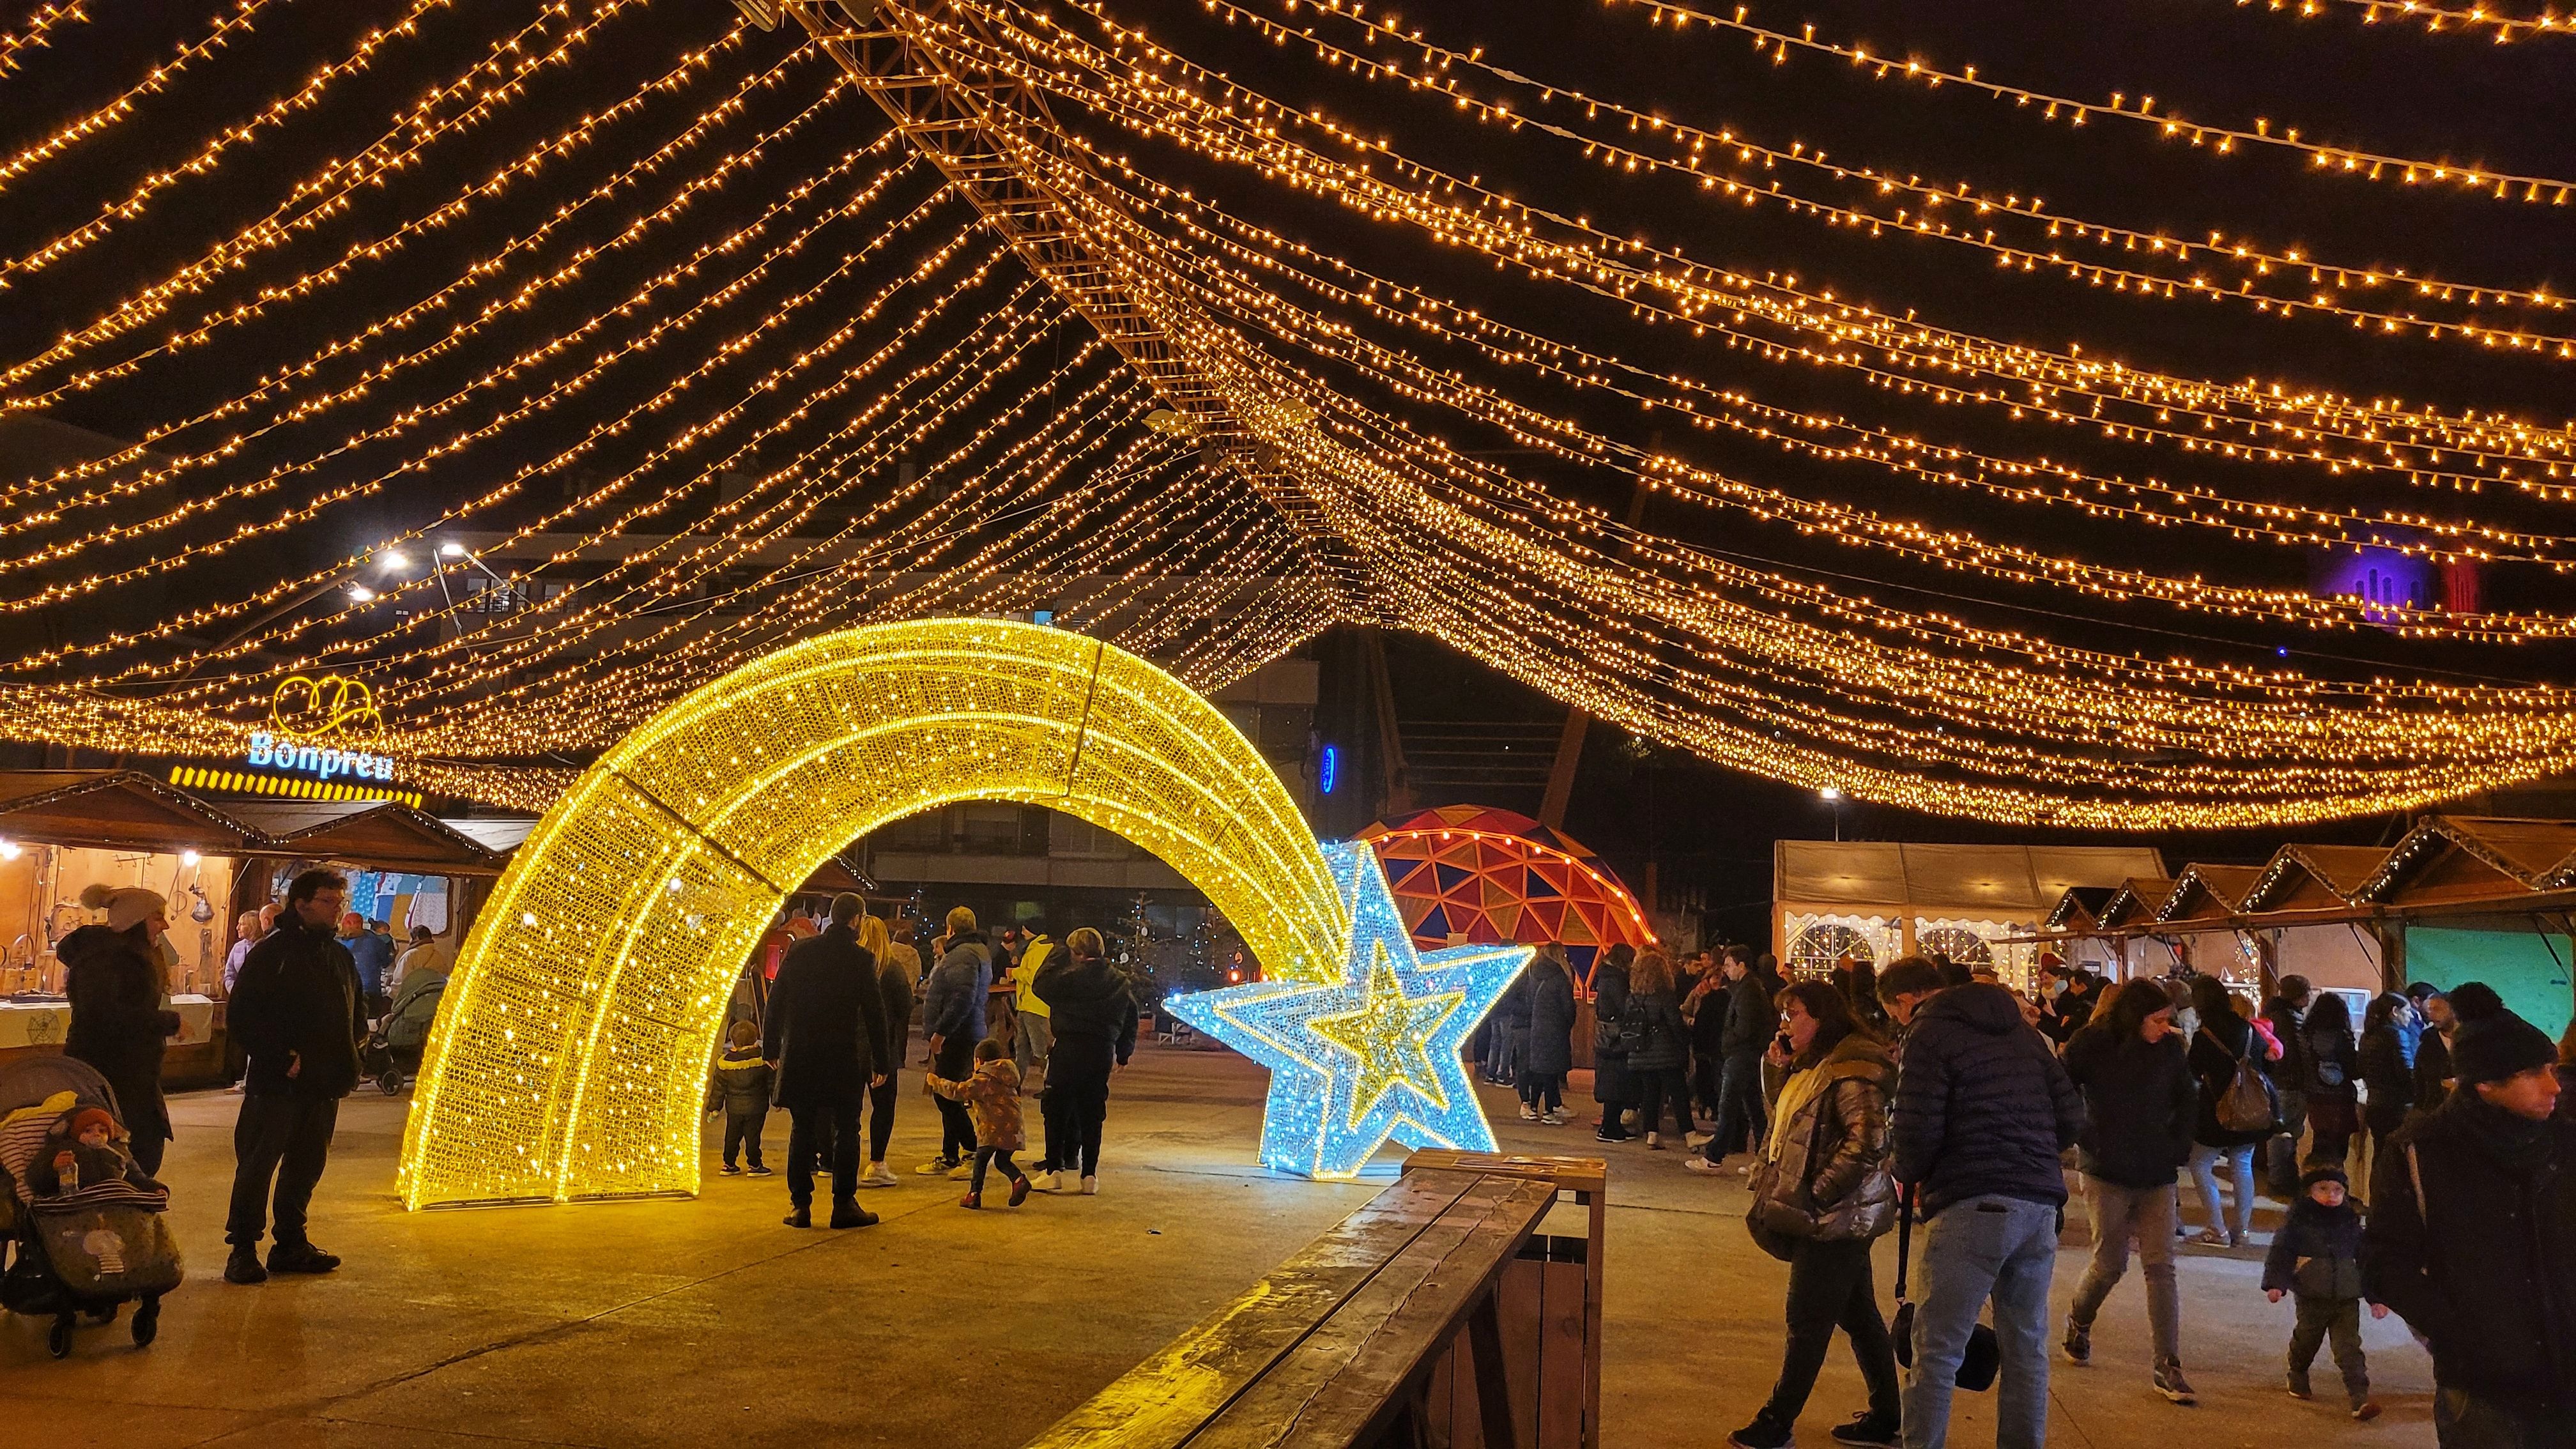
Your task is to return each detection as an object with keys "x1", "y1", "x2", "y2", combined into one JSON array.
[{"x1": 0, "y1": 0, "x2": 2570, "y2": 833}]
